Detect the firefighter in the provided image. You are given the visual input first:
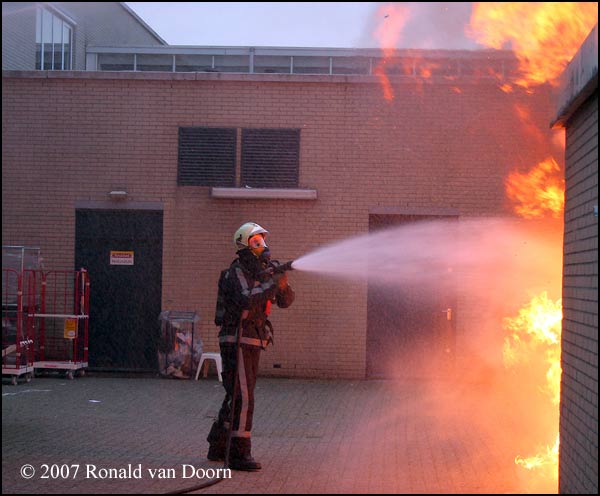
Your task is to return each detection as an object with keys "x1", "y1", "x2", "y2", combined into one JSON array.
[{"x1": 207, "y1": 222, "x2": 295, "y2": 471}]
